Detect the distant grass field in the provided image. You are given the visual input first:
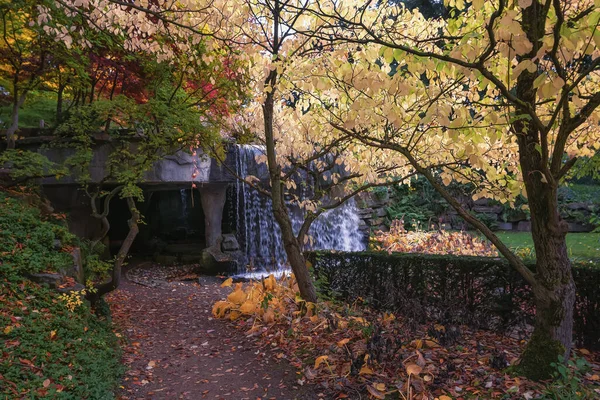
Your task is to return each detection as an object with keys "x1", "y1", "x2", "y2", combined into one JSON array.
[{"x1": 496, "y1": 232, "x2": 600, "y2": 264}]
